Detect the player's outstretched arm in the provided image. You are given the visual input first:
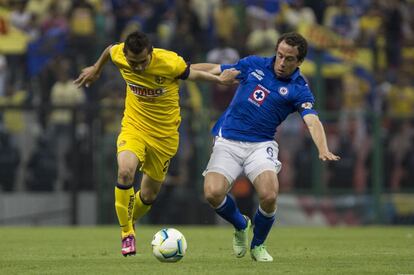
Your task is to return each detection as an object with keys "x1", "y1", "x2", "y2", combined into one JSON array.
[
  {"x1": 190, "y1": 63, "x2": 222, "y2": 75},
  {"x1": 187, "y1": 68, "x2": 239, "y2": 85},
  {"x1": 73, "y1": 45, "x2": 112, "y2": 88},
  {"x1": 303, "y1": 114, "x2": 340, "y2": 161}
]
